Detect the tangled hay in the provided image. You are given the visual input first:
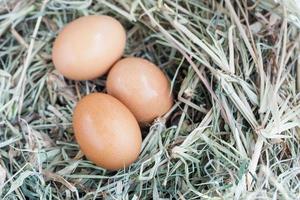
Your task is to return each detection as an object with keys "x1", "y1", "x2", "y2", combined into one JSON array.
[{"x1": 0, "y1": 0, "x2": 300, "y2": 199}]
